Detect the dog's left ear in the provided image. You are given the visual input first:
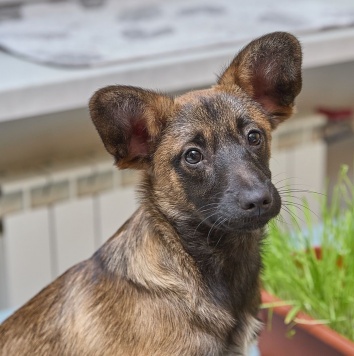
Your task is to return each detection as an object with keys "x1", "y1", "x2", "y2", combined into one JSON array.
[{"x1": 218, "y1": 32, "x2": 302, "y2": 128}]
